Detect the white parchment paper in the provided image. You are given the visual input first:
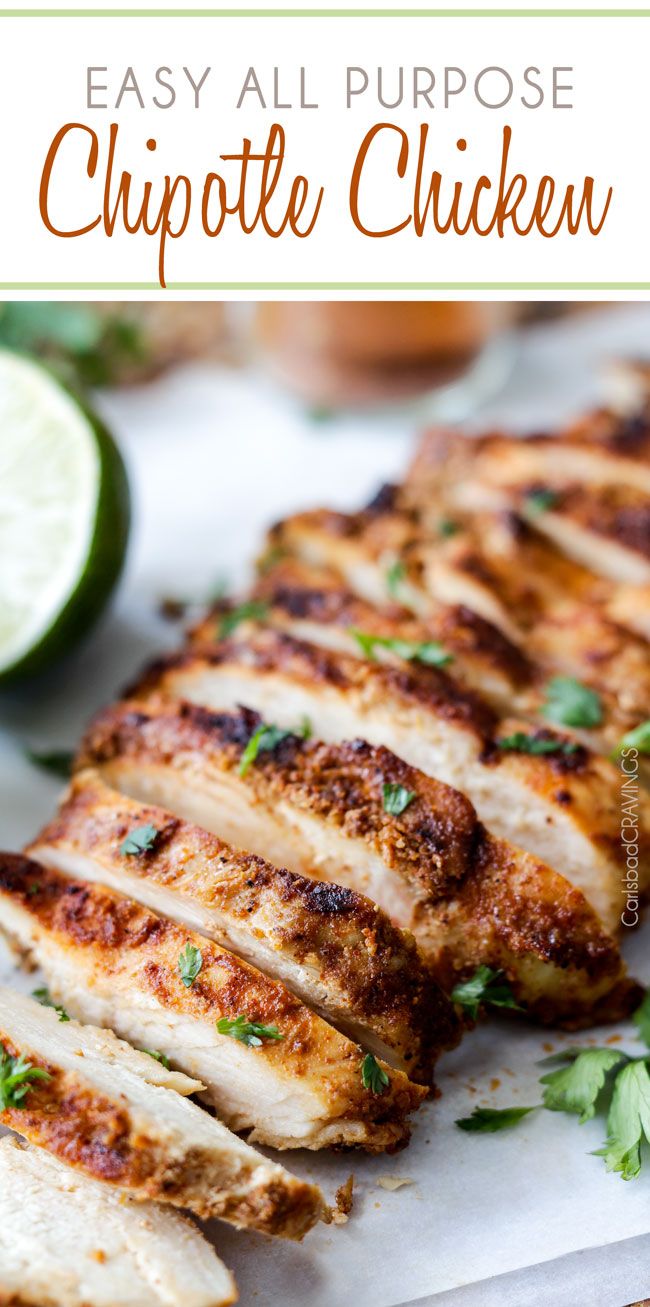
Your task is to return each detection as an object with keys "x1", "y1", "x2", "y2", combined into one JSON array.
[{"x1": 1, "y1": 303, "x2": 649, "y2": 1307}]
